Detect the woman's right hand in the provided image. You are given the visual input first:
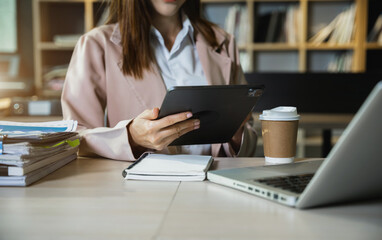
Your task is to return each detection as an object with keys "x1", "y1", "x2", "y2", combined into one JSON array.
[{"x1": 128, "y1": 107, "x2": 200, "y2": 153}]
